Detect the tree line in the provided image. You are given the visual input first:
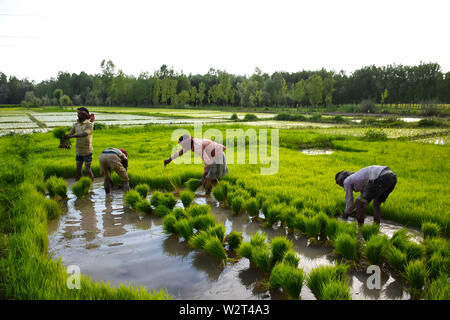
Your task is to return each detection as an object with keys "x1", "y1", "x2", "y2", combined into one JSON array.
[{"x1": 1, "y1": 60, "x2": 449, "y2": 108}]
